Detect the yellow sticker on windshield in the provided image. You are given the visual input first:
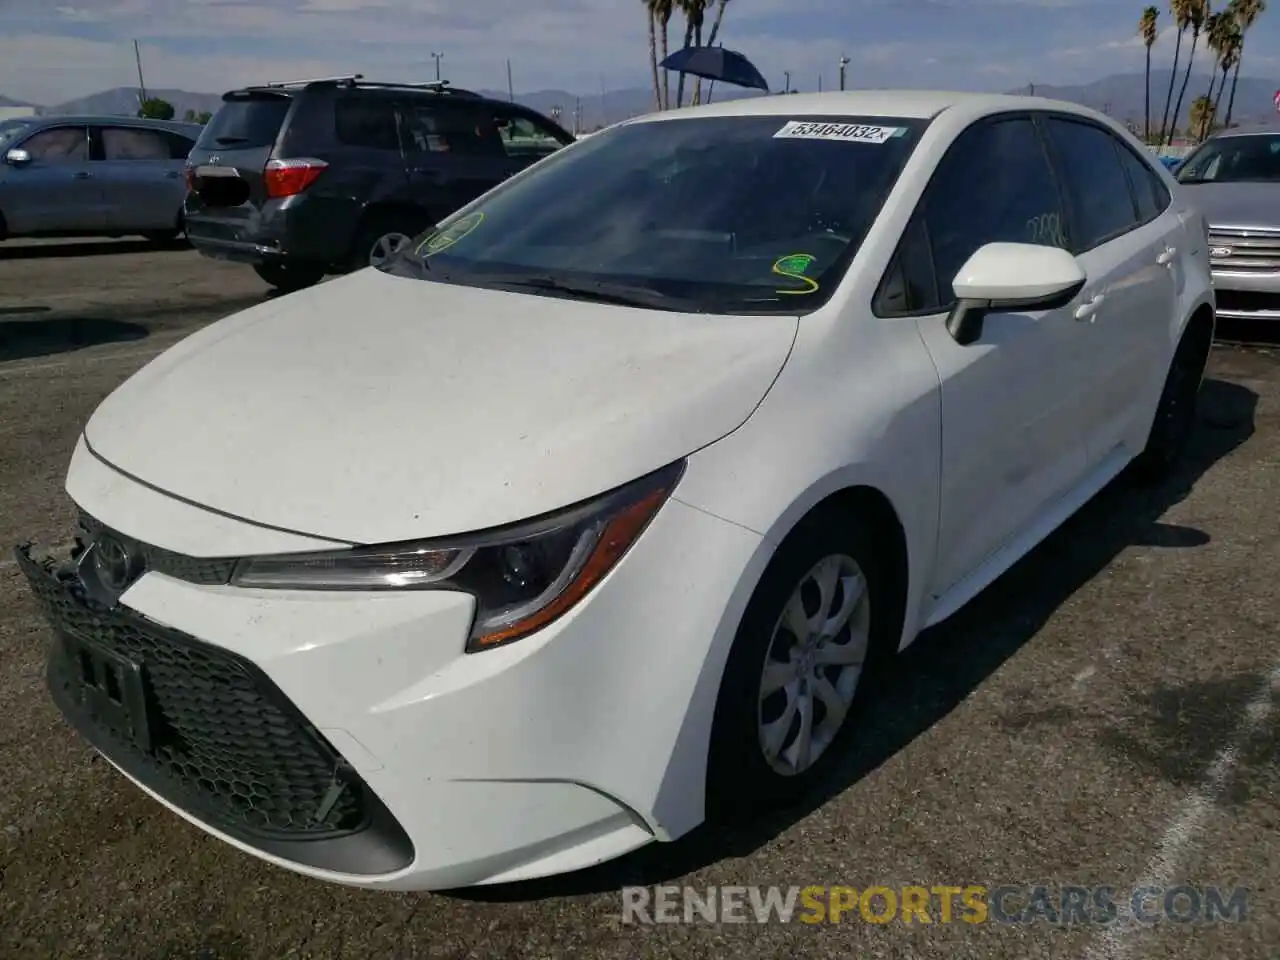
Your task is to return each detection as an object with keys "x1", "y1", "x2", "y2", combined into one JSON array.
[
  {"x1": 417, "y1": 211, "x2": 485, "y2": 257},
  {"x1": 773, "y1": 253, "x2": 820, "y2": 295}
]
